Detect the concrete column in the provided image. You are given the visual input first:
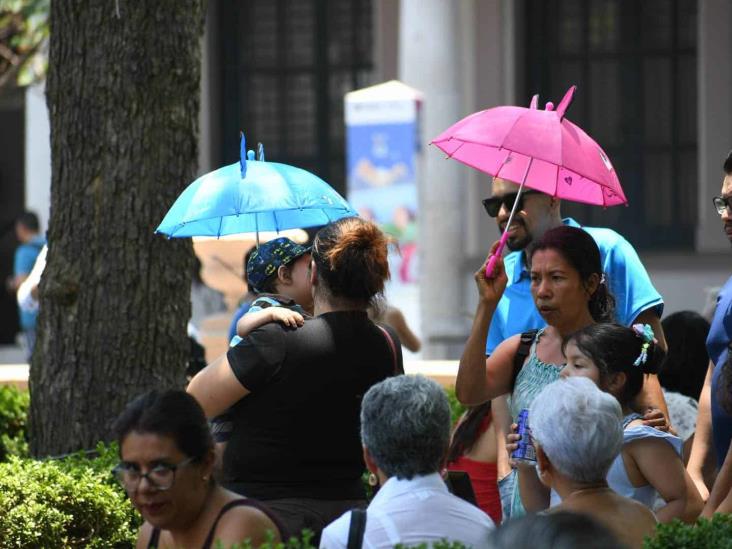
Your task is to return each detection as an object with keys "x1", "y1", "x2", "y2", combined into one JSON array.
[
  {"x1": 696, "y1": 0, "x2": 732, "y2": 252},
  {"x1": 399, "y1": 0, "x2": 470, "y2": 358},
  {"x1": 24, "y1": 82, "x2": 51, "y2": 233}
]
